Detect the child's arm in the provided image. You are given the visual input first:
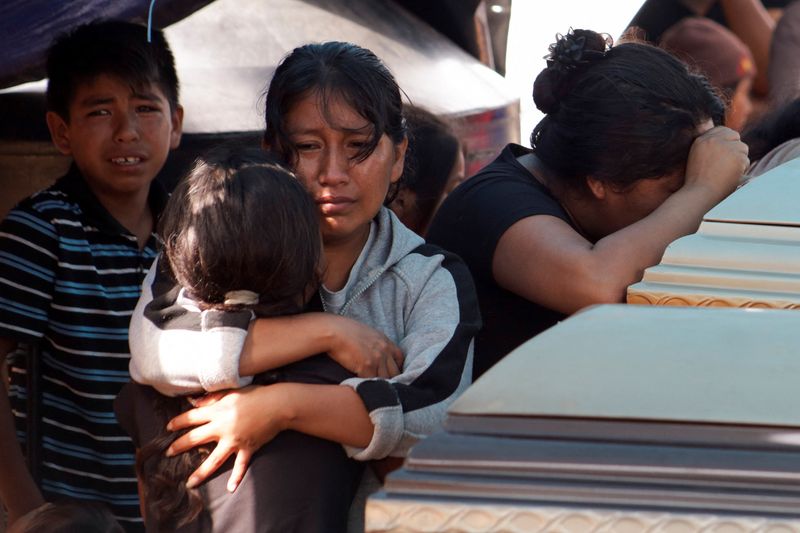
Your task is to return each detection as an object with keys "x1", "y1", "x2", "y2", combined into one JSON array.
[
  {"x1": 0, "y1": 338, "x2": 46, "y2": 526},
  {"x1": 129, "y1": 259, "x2": 404, "y2": 396}
]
